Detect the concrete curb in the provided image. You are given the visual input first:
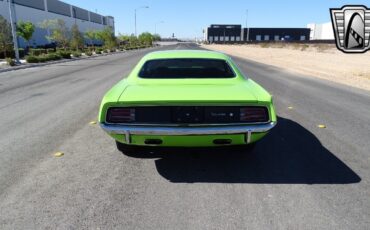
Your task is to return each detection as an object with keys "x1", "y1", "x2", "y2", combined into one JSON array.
[{"x1": 0, "y1": 47, "x2": 155, "y2": 74}]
